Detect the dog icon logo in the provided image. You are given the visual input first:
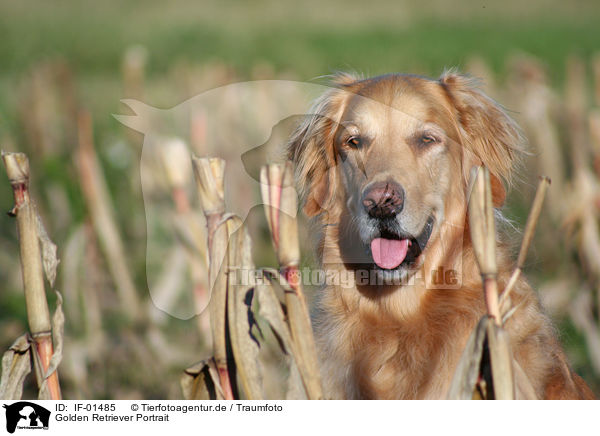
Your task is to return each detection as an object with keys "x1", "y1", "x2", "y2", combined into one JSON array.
[
  {"x1": 3, "y1": 402, "x2": 50, "y2": 433},
  {"x1": 114, "y1": 80, "x2": 328, "y2": 319}
]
